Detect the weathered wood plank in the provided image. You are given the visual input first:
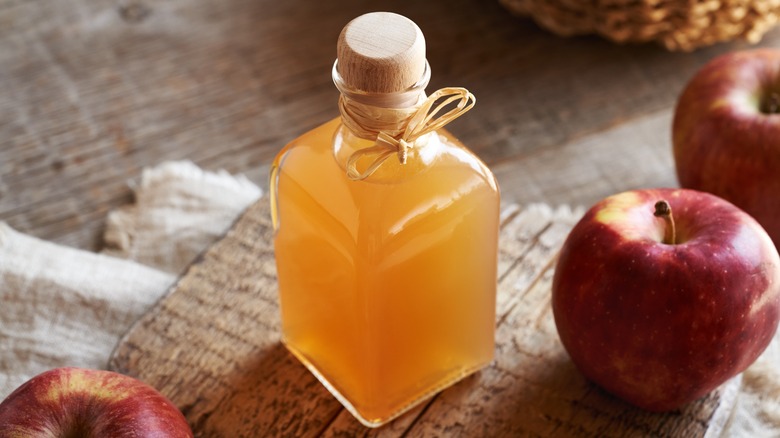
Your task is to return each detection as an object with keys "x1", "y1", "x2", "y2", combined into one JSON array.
[
  {"x1": 109, "y1": 197, "x2": 738, "y2": 437},
  {"x1": 491, "y1": 109, "x2": 679, "y2": 209},
  {"x1": 4, "y1": 0, "x2": 780, "y2": 249}
]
